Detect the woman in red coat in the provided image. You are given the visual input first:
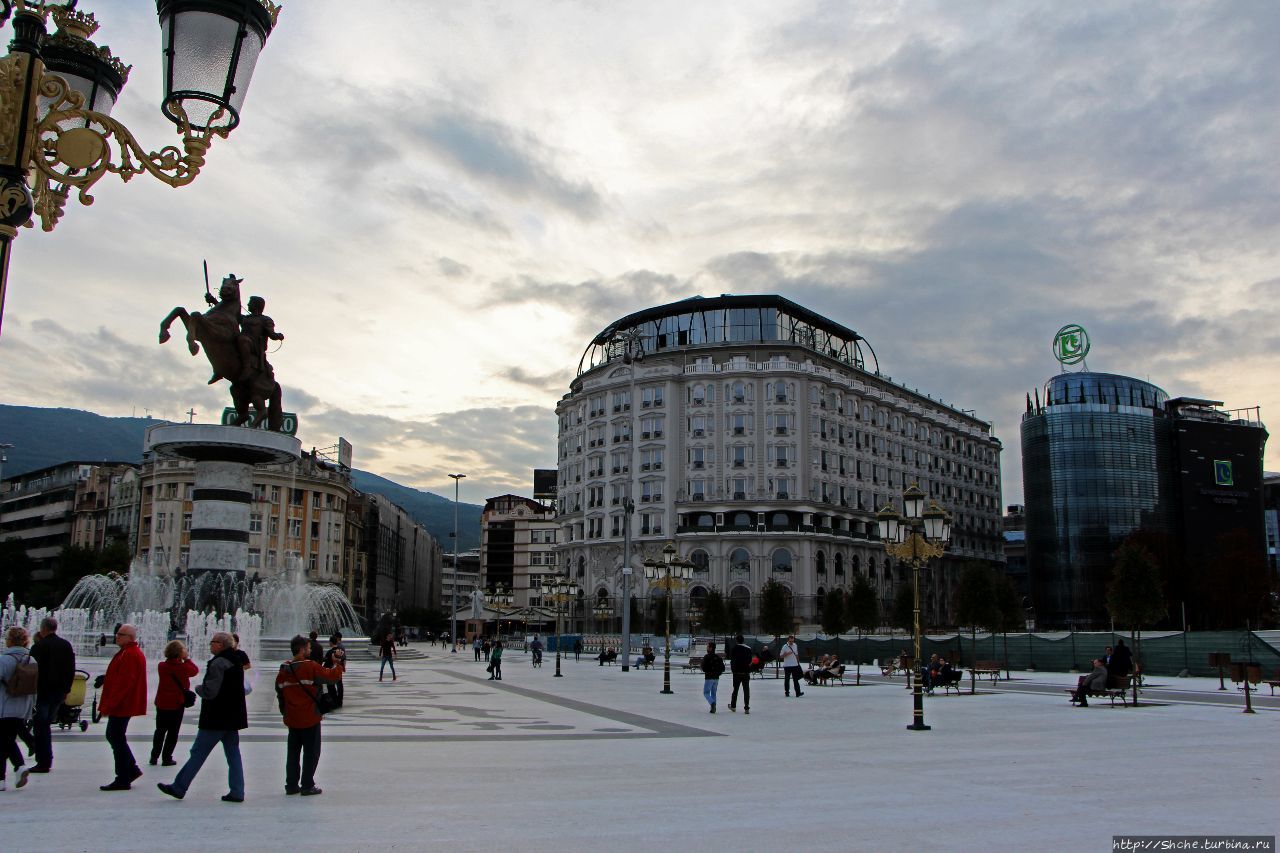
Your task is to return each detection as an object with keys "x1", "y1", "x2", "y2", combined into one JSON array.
[
  {"x1": 151, "y1": 640, "x2": 198, "y2": 767},
  {"x1": 97, "y1": 624, "x2": 148, "y2": 791}
]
